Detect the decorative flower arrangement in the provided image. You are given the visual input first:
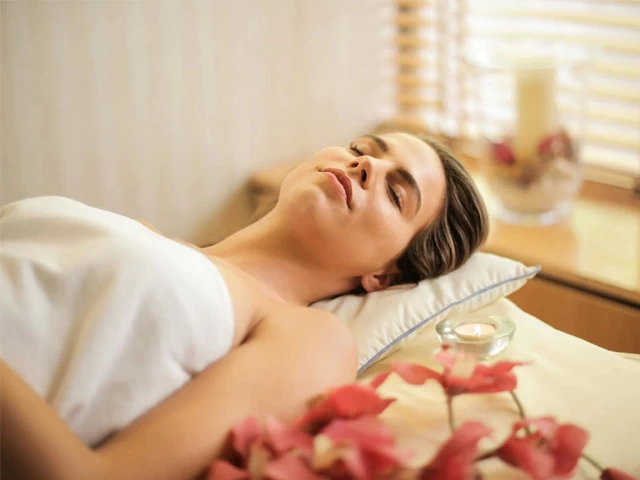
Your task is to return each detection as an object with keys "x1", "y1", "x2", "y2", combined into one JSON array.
[
  {"x1": 209, "y1": 348, "x2": 637, "y2": 480},
  {"x1": 487, "y1": 129, "x2": 578, "y2": 187}
]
